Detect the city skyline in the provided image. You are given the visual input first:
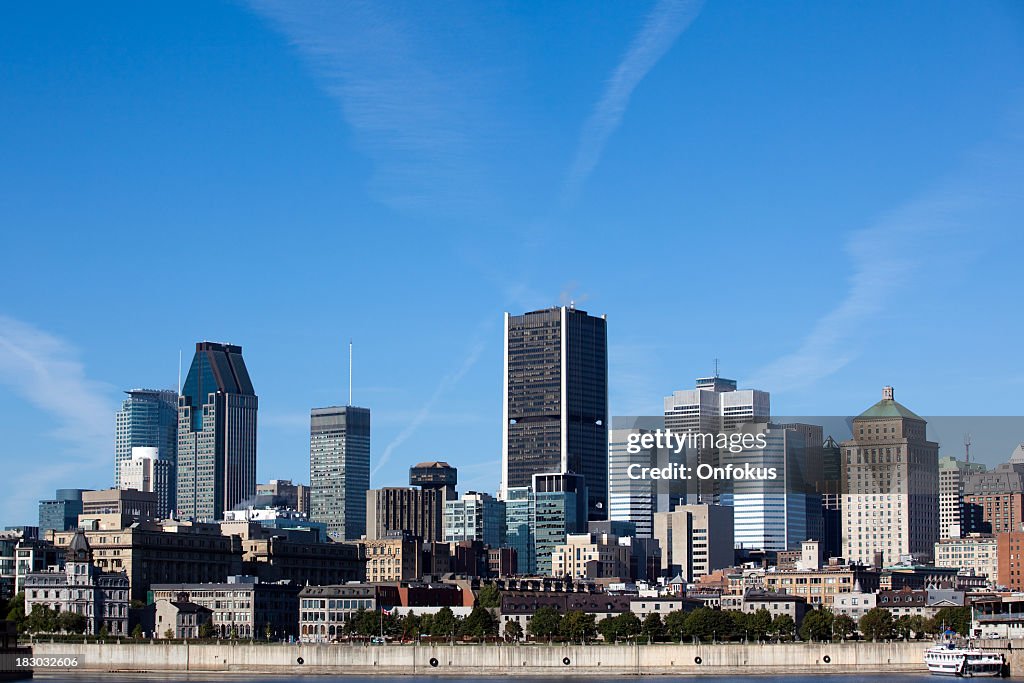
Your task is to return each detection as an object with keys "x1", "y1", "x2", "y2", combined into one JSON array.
[{"x1": 2, "y1": 2, "x2": 1024, "y2": 524}]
